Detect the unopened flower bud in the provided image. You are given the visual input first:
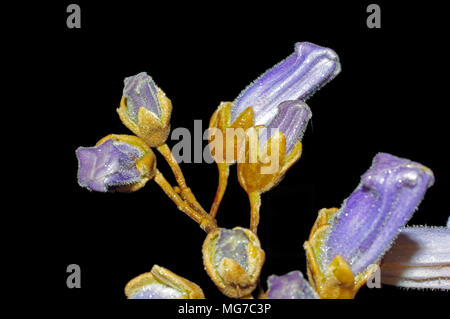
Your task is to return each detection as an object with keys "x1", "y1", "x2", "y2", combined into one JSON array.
[
  {"x1": 76, "y1": 134, "x2": 156, "y2": 192},
  {"x1": 263, "y1": 270, "x2": 318, "y2": 299},
  {"x1": 125, "y1": 265, "x2": 205, "y2": 299},
  {"x1": 202, "y1": 227, "x2": 265, "y2": 298},
  {"x1": 117, "y1": 72, "x2": 172, "y2": 147},
  {"x1": 238, "y1": 101, "x2": 311, "y2": 194}
]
